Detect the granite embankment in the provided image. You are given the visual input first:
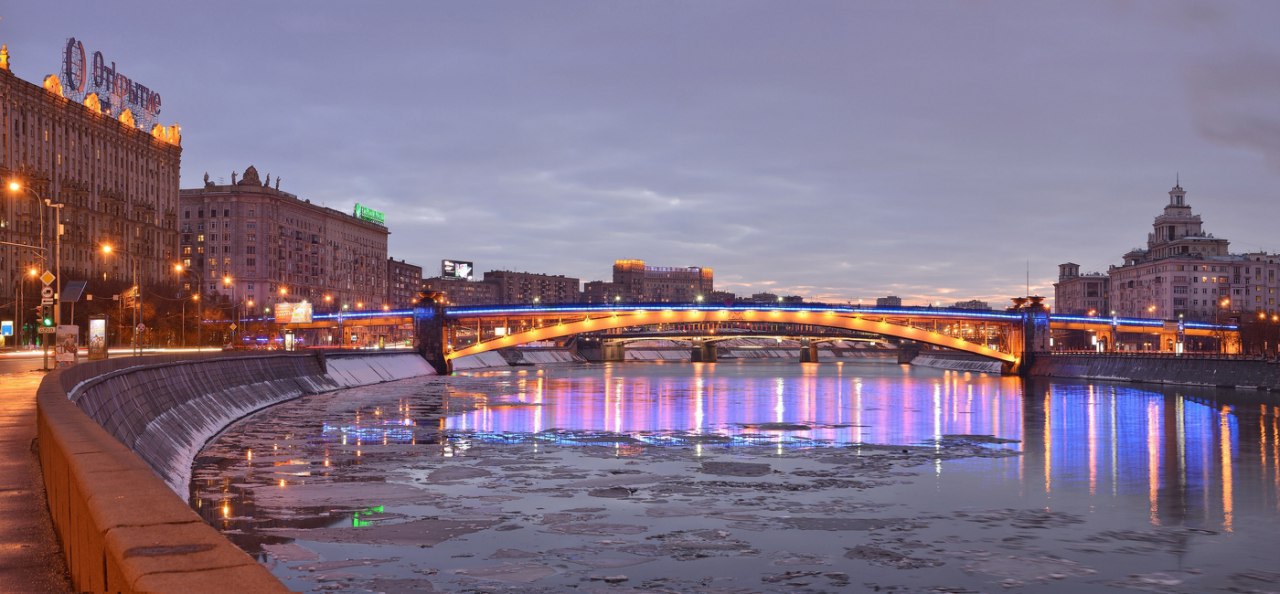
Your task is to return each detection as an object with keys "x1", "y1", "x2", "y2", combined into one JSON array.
[
  {"x1": 1030, "y1": 353, "x2": 1280, "y2": 390},
  {"x1": 37, "y1": 350, "x2": 433, "y2": 593}
]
